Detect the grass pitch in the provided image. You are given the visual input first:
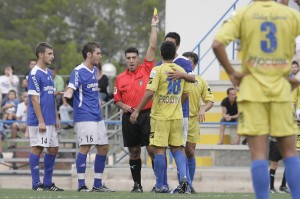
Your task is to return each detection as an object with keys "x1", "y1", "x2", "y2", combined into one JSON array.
[{"x1": 0, "y1": 189, "x2": 292, "y2": 199}]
